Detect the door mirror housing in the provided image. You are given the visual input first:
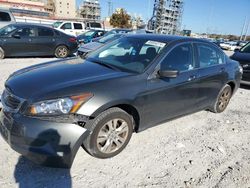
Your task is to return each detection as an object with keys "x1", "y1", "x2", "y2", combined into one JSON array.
[
  {"x1": 234, "y1": 48, "x2": 239, "y2": 52},
  {"x1": 158, "y1": 69, "x2": 179, "y2": 78},
  {"x1": 12, "y1": 34, "x2": 21, "y2": 39}
]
